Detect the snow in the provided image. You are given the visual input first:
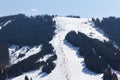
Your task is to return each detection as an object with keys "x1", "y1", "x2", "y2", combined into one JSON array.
[
  {"x1": 37, "y1": 54, "x2": 54, "y2": 62},
  {"x1": 48, "y1": 17, "x2": 103, "y2": 80},
  {"x1": 54, "y1": 17, "x2": 109, "y2": 42},
  {"x1": 113, "y1": 42, "x2": 119, "y2": 49},
  {"x1": 3, "y1": 20, "x2": 11, "y2": 27},
  {"x1": 9, "y1": 45, "x2": 19, "y2": 54},
  {"x1": 8, "y1": 16, "x2": 109, "y2": 80},
  {"x1": 9, "y1": 45, "x2": 42, "y2": 65},
  {"x1": 0, "y1": 20, "x2": 11, "y2": 29}
]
